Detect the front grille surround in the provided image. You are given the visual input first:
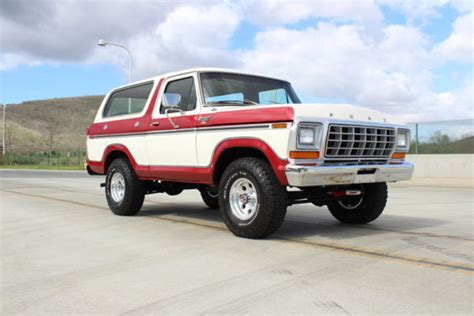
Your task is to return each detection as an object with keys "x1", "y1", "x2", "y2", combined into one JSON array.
[{"x1": 325, "y1": 124, "x2": 396, "y2": 159}]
